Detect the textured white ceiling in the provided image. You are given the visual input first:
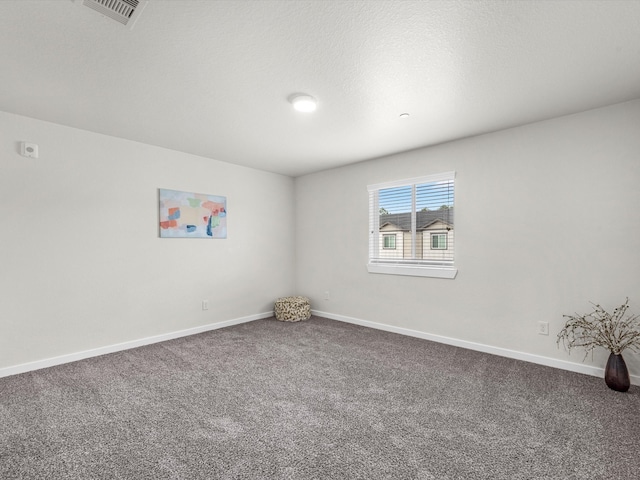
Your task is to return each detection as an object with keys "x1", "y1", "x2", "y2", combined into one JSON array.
[{"x1": 1, "y1": 0, "x2": 639, "y2": 177}]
